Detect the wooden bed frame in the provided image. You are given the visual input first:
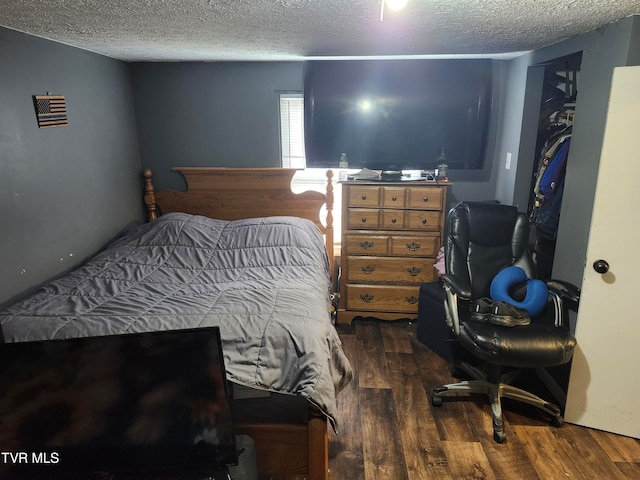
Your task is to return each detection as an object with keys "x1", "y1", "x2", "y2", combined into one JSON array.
[
  {"x1": 143, "y1": 167, "x2": 334, "y2": 284},
  {"x1": 142, "y1": 167, "x2": 335, "y2": 480}
]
